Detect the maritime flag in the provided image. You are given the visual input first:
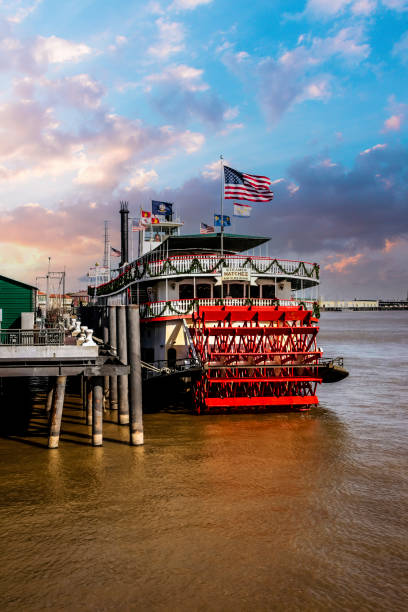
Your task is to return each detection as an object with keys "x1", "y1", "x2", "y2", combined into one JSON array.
[
  {"x1": 214, "y1": 214, "x2": 231, "y2": 227},
  {"x1": 152, "y1": 200, "x2": 173, "y2": 216},
  {"x1": 233, "y1": 203, "x2": 252, "y2": 217}
]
